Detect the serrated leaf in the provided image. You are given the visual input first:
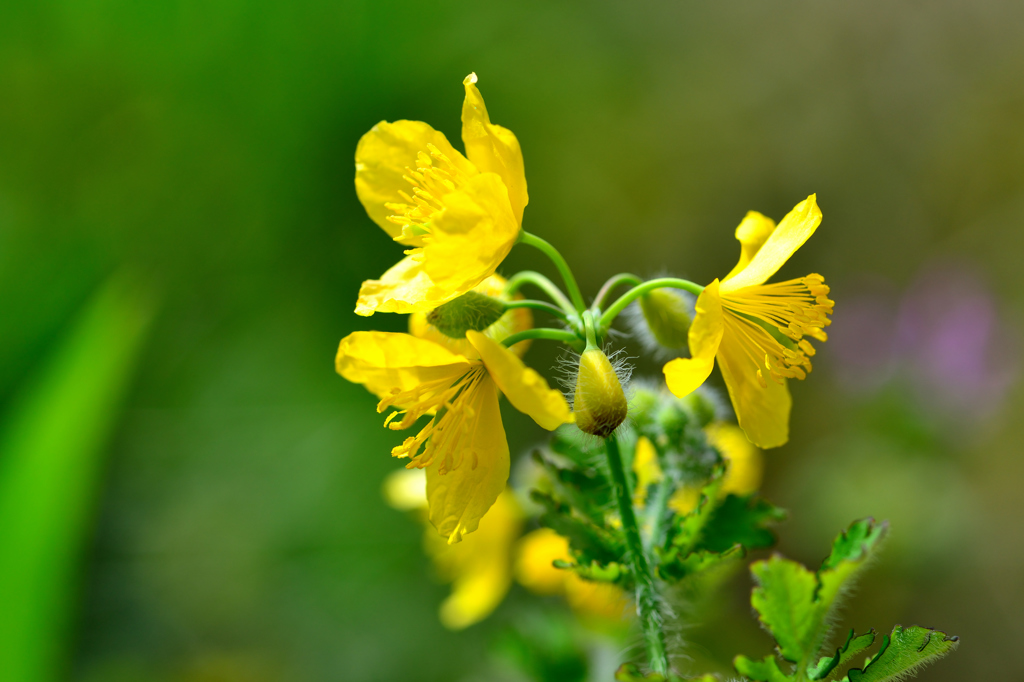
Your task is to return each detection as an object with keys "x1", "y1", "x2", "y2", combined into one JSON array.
[
  {"x1": 750, "y1": 555, "x2": 819, "y2": 665},
  {"x1": 697, "y1": 494, "x2": 785, "y2": 553},
  {"x1": 845, "y1": 626, "x2": 958, "y2": 682},
  {"x1": 733, "y1": 654, "x2": 790, "y2": 682},
  {"x1": 807, "y1": 629, "x2": 875, "y2": 681},
  {"x1": 750, "y1": 519, "x2": 888, "y2": 670},
  {"x1": 533, "y1": 491, "x2": 623, "y2": 564},
  {"x1": 664, "y1": 476, "x2": 722, "y2": 554}
]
